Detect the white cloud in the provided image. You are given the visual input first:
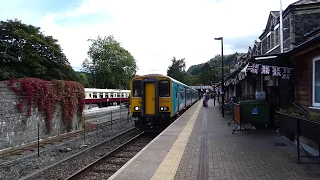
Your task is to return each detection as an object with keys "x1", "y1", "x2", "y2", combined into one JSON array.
[{"x1": 35, "y1": 0, "x2": 297, "y2": 75}]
